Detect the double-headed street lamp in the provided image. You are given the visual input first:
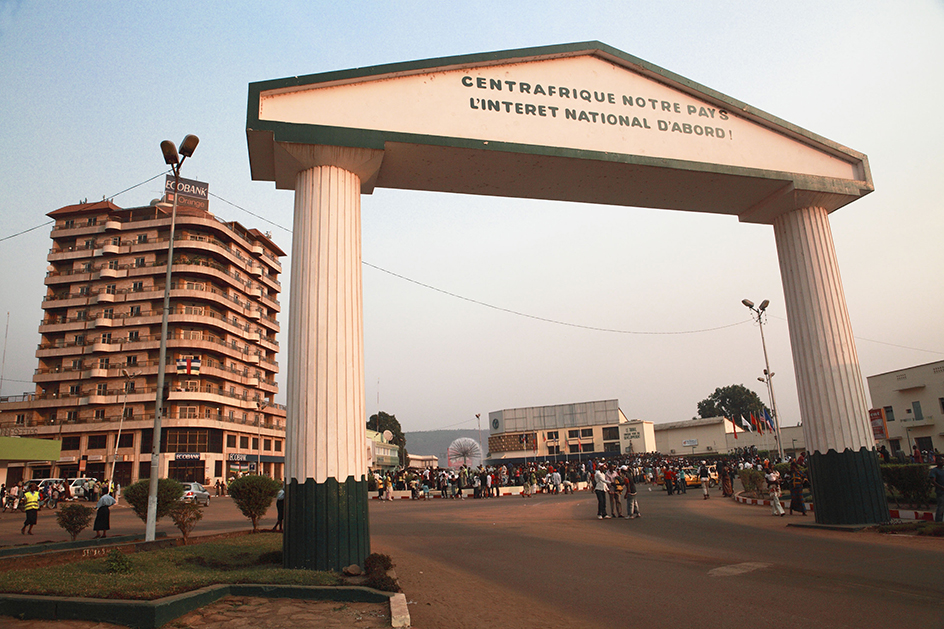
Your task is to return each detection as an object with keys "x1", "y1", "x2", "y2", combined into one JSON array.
[
  {"x1": 742, "y1": 298, "x2": 785, "y2": 460},
  {"x1": 146, "y1": 135, "x2": 198, "y2": 543}
]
